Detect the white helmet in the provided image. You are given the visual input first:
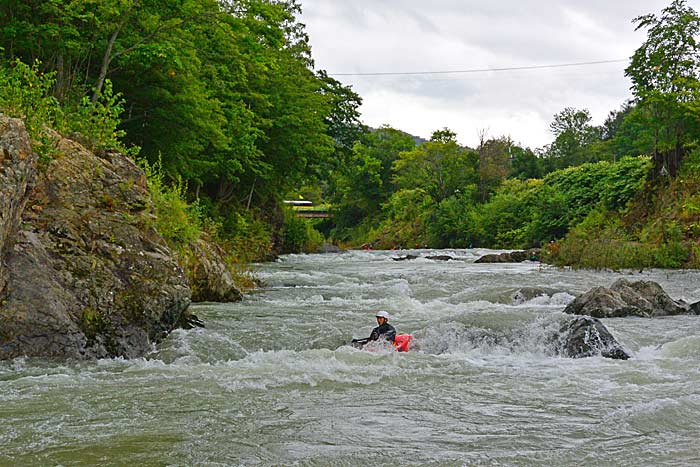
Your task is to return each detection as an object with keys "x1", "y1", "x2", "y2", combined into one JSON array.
[{"x1": 375, "y1": 311, "x2": 390, "y2": 320}]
